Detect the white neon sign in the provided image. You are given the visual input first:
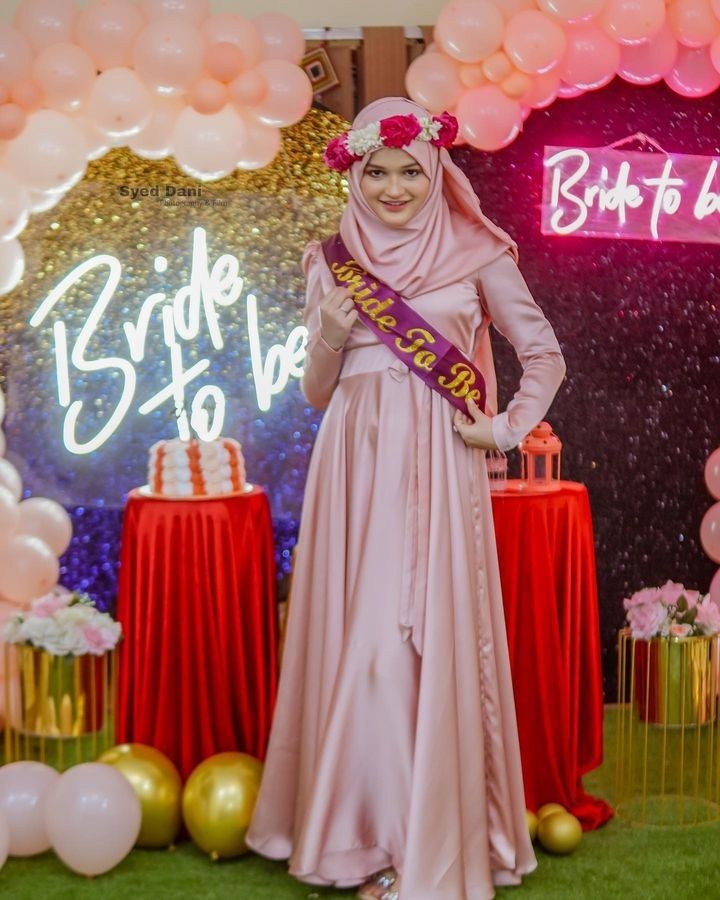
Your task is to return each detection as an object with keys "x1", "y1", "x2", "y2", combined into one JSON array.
[{"x1": 30, "y1": 226, "x2": 308, "y2": 455}]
